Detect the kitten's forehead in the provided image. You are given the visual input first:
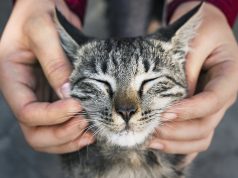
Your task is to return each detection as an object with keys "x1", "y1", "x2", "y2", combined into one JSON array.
[{"x1": 74, "y1": 38, "x2": 168, "y2": 78}]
